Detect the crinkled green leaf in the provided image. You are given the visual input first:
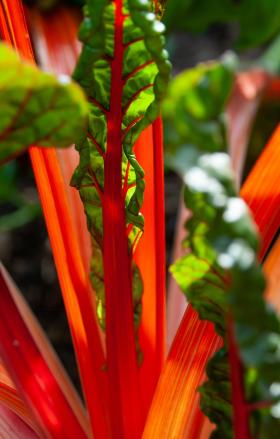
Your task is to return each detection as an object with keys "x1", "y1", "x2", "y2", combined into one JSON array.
[
  {"x1": 71, "y1": 0, "x2": 170, "y2": 342},
  {"x1": 0, "y1": 43, "x2": 88, "y2": 164},
  {"x1": 168, "y1": 61, "x2": 280, "y2": 437}
]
